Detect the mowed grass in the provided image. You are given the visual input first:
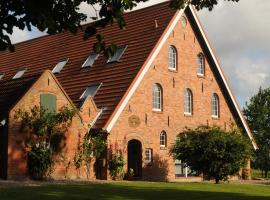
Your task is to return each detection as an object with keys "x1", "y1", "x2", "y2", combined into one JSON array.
[{"x1": 1, "y1": 181, "x2": 270, "y2": 200}]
